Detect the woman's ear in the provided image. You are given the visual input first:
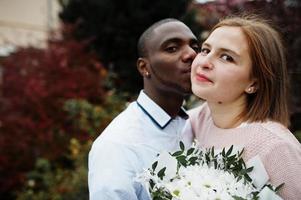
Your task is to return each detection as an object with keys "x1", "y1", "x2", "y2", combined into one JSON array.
[
  {"x1": 245, "y1": 78, "x2": 258, "y2": 94},
  {"x1": 137, "y1": 58, "x2": 151, "y2": 78}
]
